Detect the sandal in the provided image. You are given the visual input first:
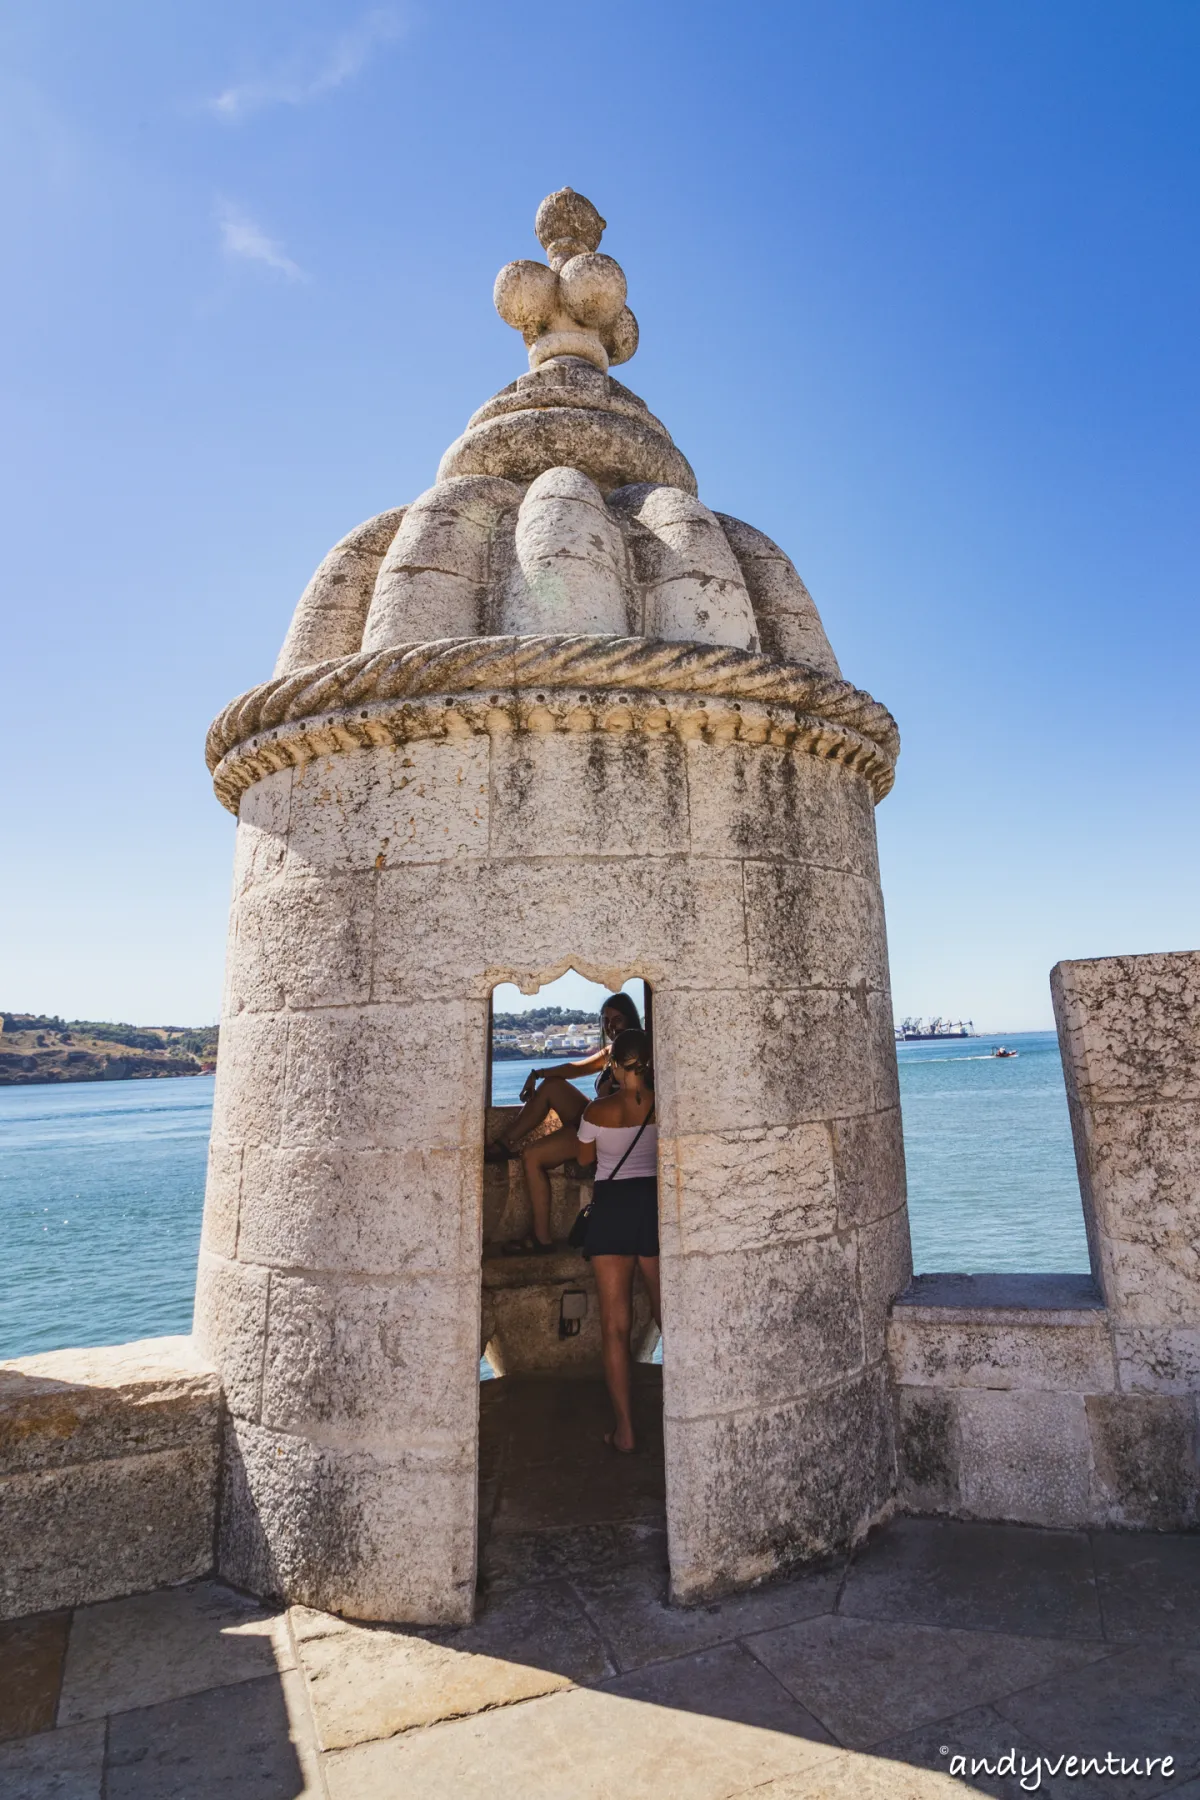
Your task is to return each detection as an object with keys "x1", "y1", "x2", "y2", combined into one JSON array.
[
  {"x1": 501, "y1": 1235, "x2": 555, "y2": 1256},
  {"x1": 484, "y1": 1141, "x2": 520, "y2": 1165}
]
